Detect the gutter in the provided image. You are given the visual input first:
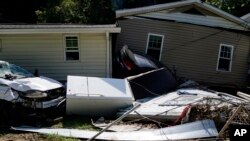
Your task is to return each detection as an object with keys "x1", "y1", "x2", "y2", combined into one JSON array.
[
  {"x1": 0, "y1": 27, "x2": 121, "y2": 34},
  {"x1": 106, "y1": 32, "x2": 110, "y2": 77}
]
